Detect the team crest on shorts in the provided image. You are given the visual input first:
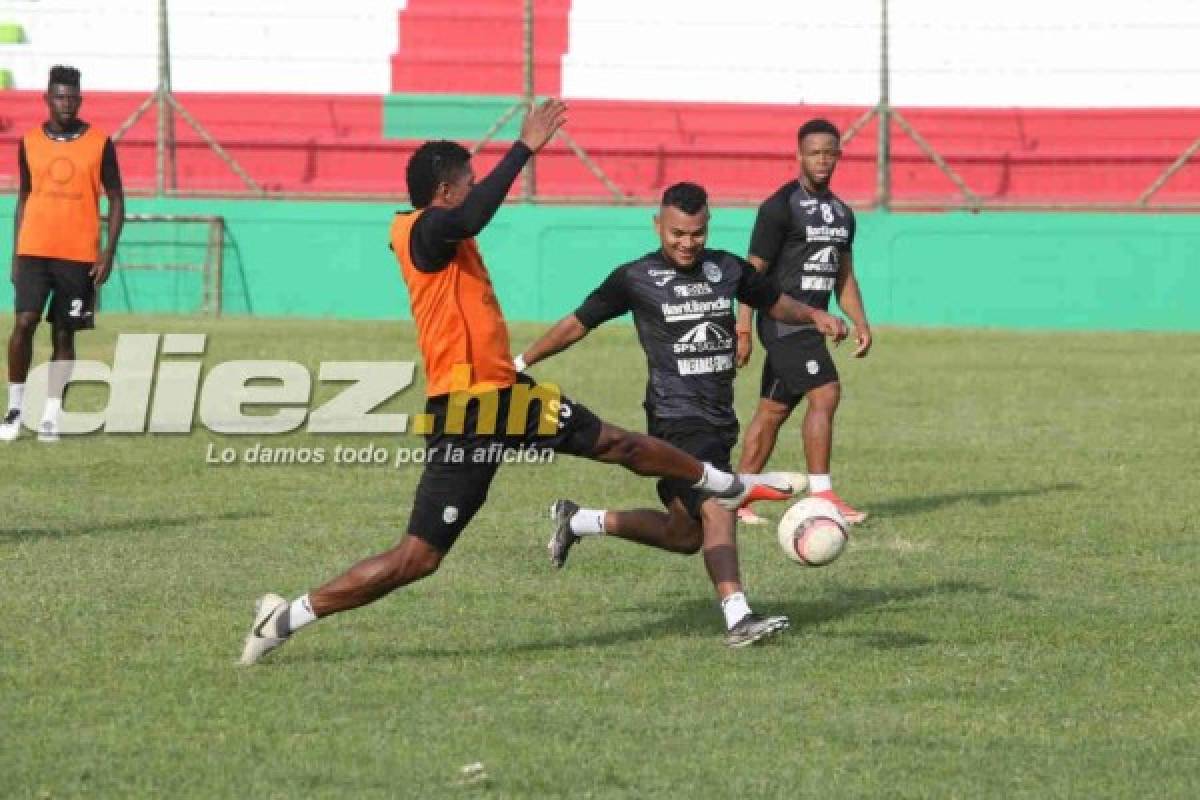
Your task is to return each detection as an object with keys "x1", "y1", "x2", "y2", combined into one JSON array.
[
  {"x1": 702, "y1": 261, "x2": 722, "y2": 282},
  {"x1": 806, "y1": 360, "x2": 820, "y2": 375},
  {"x1": 442, "y1": 506, "x2": 459, "y2": 524}
]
